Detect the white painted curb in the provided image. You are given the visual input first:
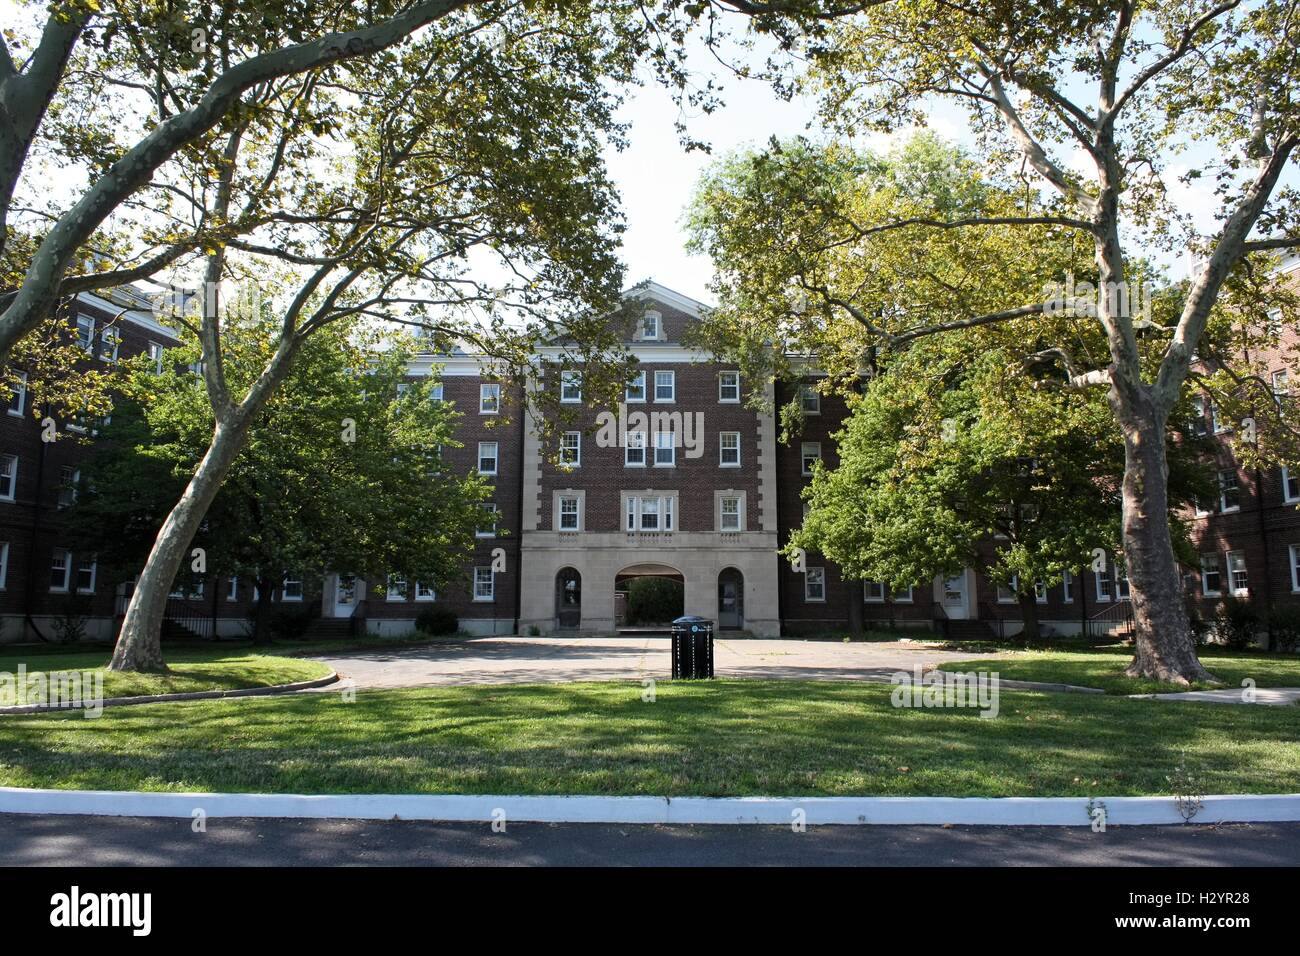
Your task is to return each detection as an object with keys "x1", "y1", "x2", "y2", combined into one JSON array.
[{"x1": 2, "y1": 787, "x2": 1299, "y2": 826}]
